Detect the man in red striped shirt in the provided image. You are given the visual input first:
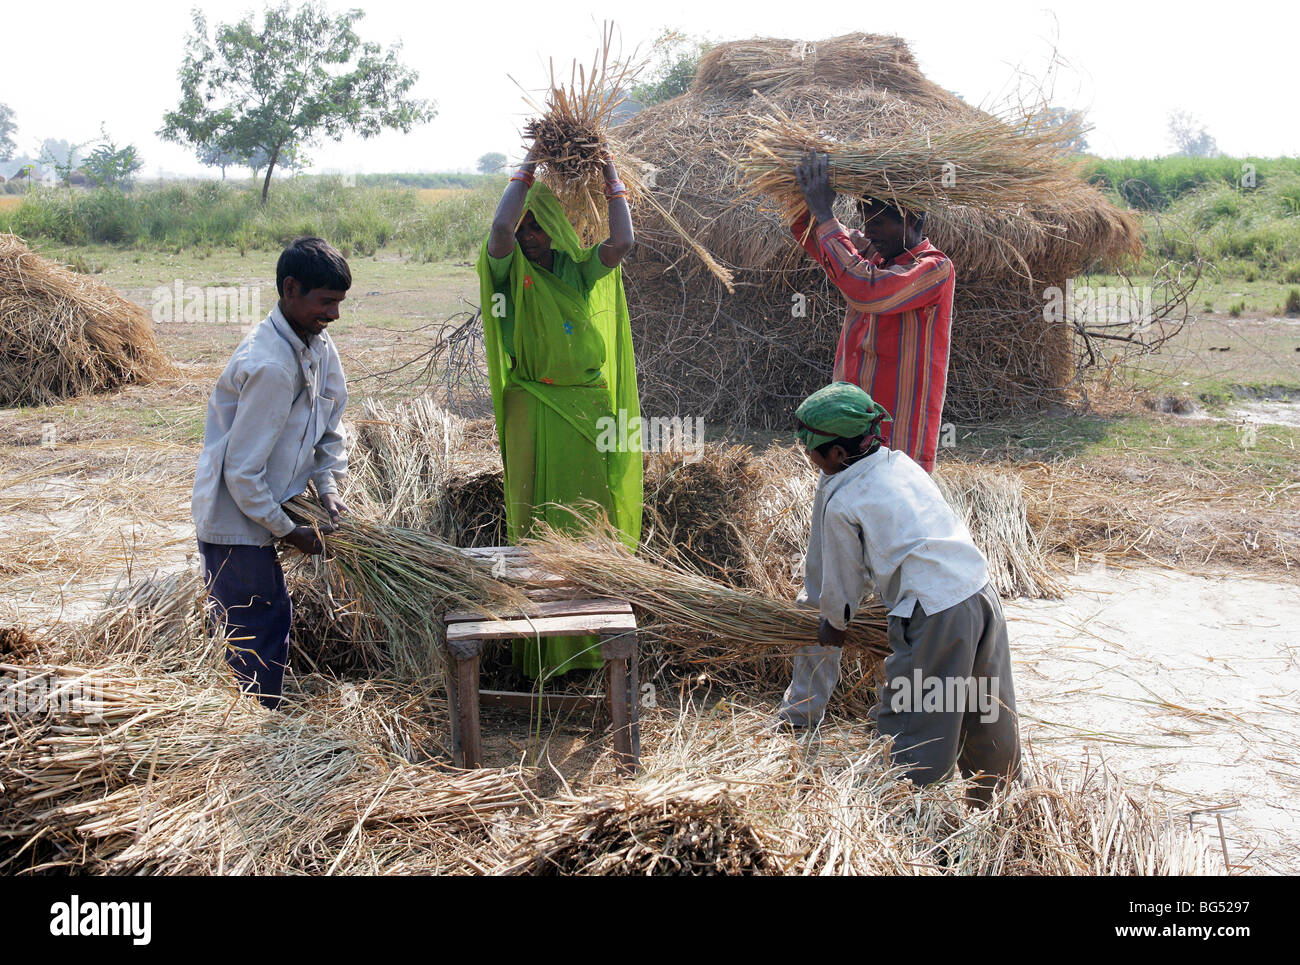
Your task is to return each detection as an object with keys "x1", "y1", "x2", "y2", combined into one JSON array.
[{"x1": 791, "y1": 152, "x2": 955, "y2": 472}]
